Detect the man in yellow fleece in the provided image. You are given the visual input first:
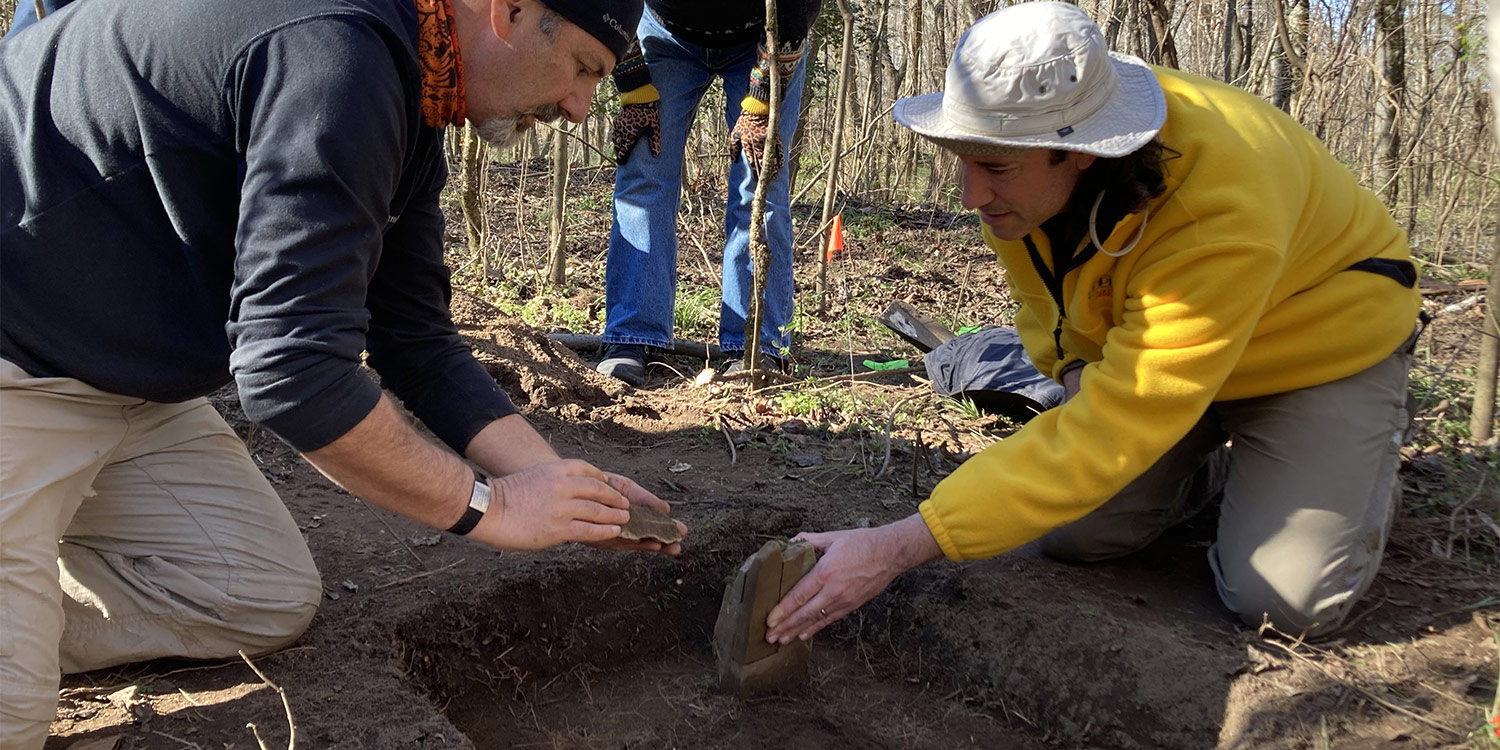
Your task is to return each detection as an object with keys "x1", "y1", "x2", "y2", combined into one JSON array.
[{"x1": 764, "y1": 1, "x2": 1422, "y2": 643}]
